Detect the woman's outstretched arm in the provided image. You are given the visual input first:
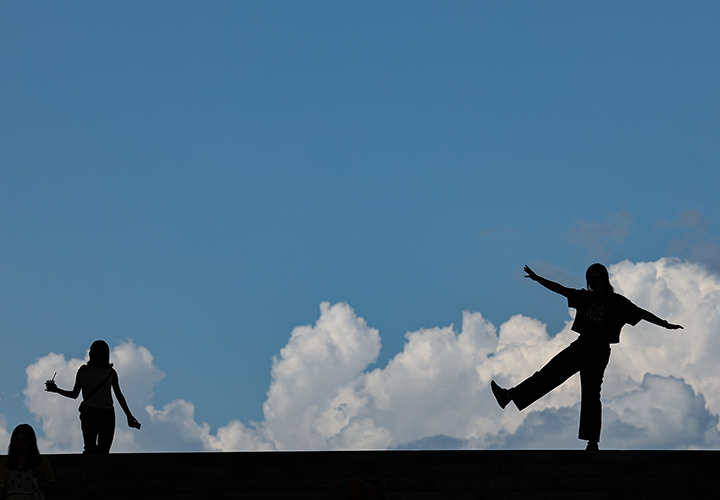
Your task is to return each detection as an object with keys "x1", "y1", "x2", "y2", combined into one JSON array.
[
  {"x1": 524, "y1": 265, "x2": 570, "y2": 297},
  {"x1": 45, "y1": 370, "x2": 82, "y2": 399},
  {"x1": 641, "y1": 309, "x2": 684, "y2": 330}
]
